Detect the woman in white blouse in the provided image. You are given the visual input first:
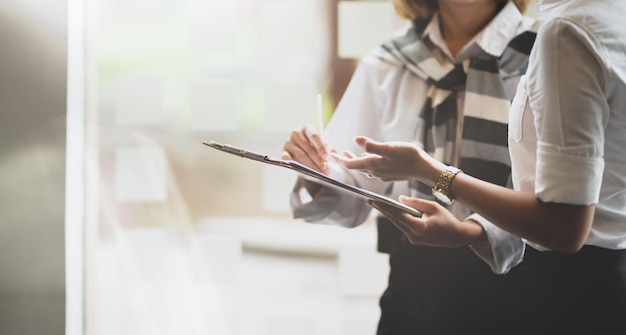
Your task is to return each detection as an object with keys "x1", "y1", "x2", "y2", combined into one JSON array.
[
  {"x1": 331, "y1": 0, "x2": 626, "y2": 333},
  {"x1": 283, "y1": 0, "x2": 538, "y2": 333}
]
